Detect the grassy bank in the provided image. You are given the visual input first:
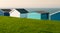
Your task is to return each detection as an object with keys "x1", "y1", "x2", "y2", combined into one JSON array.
[{"x1": 0, "y1": 16, "x2": 60, "y2": 33}]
